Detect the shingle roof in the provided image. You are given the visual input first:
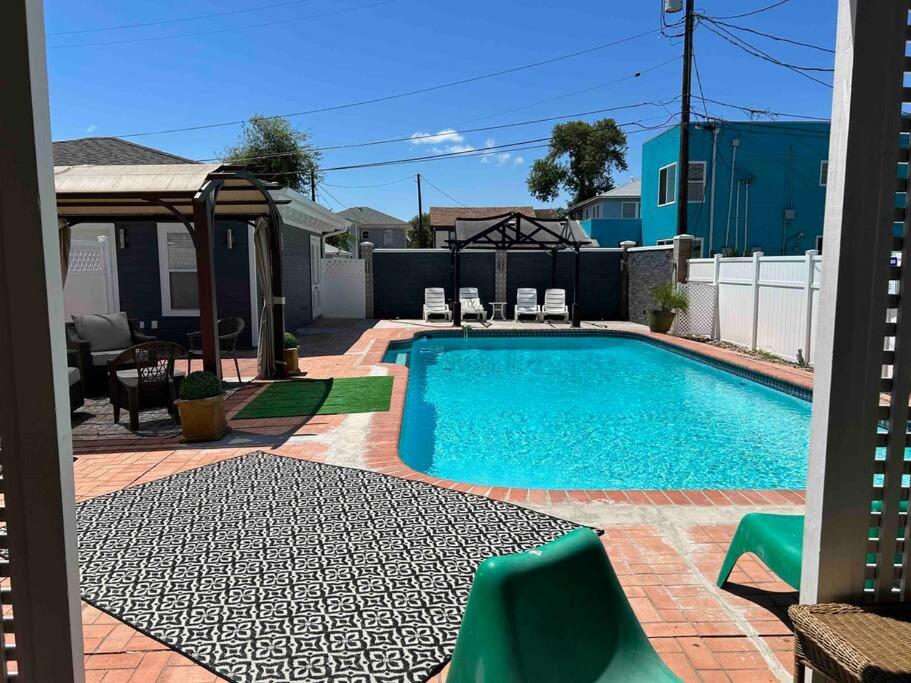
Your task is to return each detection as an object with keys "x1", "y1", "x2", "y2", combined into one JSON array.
[
  {"x1": 336, "y1": 206, "x2": 408, "y2": 227},
  {"x1": 430, "y1": 206, "x2": 537, "y2": 228},
  {"x1": 567, "y1": 178, "x2": 641, "y2": 211},
  {"x1": 52, "y1": 137, "x2": 195, "y2": 166}
]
